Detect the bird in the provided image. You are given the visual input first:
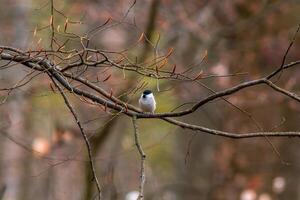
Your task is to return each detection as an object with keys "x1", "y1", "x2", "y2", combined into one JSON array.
[{"x1": 139, "y1": 90, "x2": 156, "y2": 113}]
